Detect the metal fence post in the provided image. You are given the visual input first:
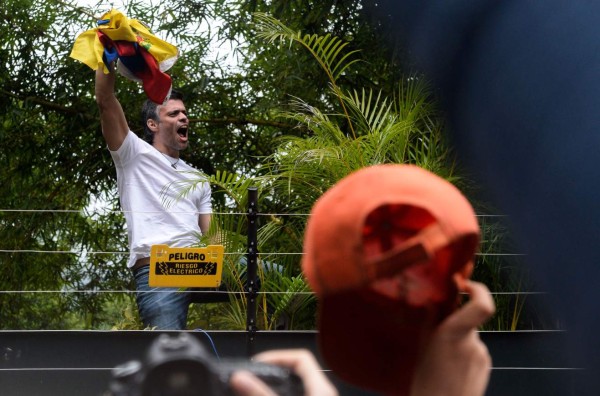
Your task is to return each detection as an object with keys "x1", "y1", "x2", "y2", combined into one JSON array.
[{"x1": 246, "y1": 187, "x2": 259, "y2": 357}]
